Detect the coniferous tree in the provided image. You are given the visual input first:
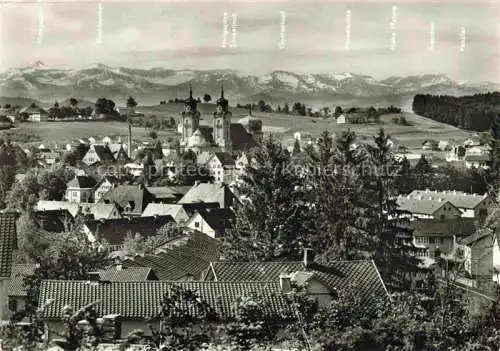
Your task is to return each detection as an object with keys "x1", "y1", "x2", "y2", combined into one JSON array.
[
  {"x1": 363, "y1": 129, "x2": 423, "y2": 290},
  {"x1": 413, "y1": 155, "x2": 434, "y2": 190},
  {"x1": 488, "y1": 114, "x2": 500, "y2": 199},
  {"x1": 304, "y1": 130, "x2": 369, "y2": 260},
  {"x1": 292, "y1": 138, "x2": 301, "y2": 156},
  {"x1": 222, "y1": 135, "x2": 308, "y2": 261}
]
